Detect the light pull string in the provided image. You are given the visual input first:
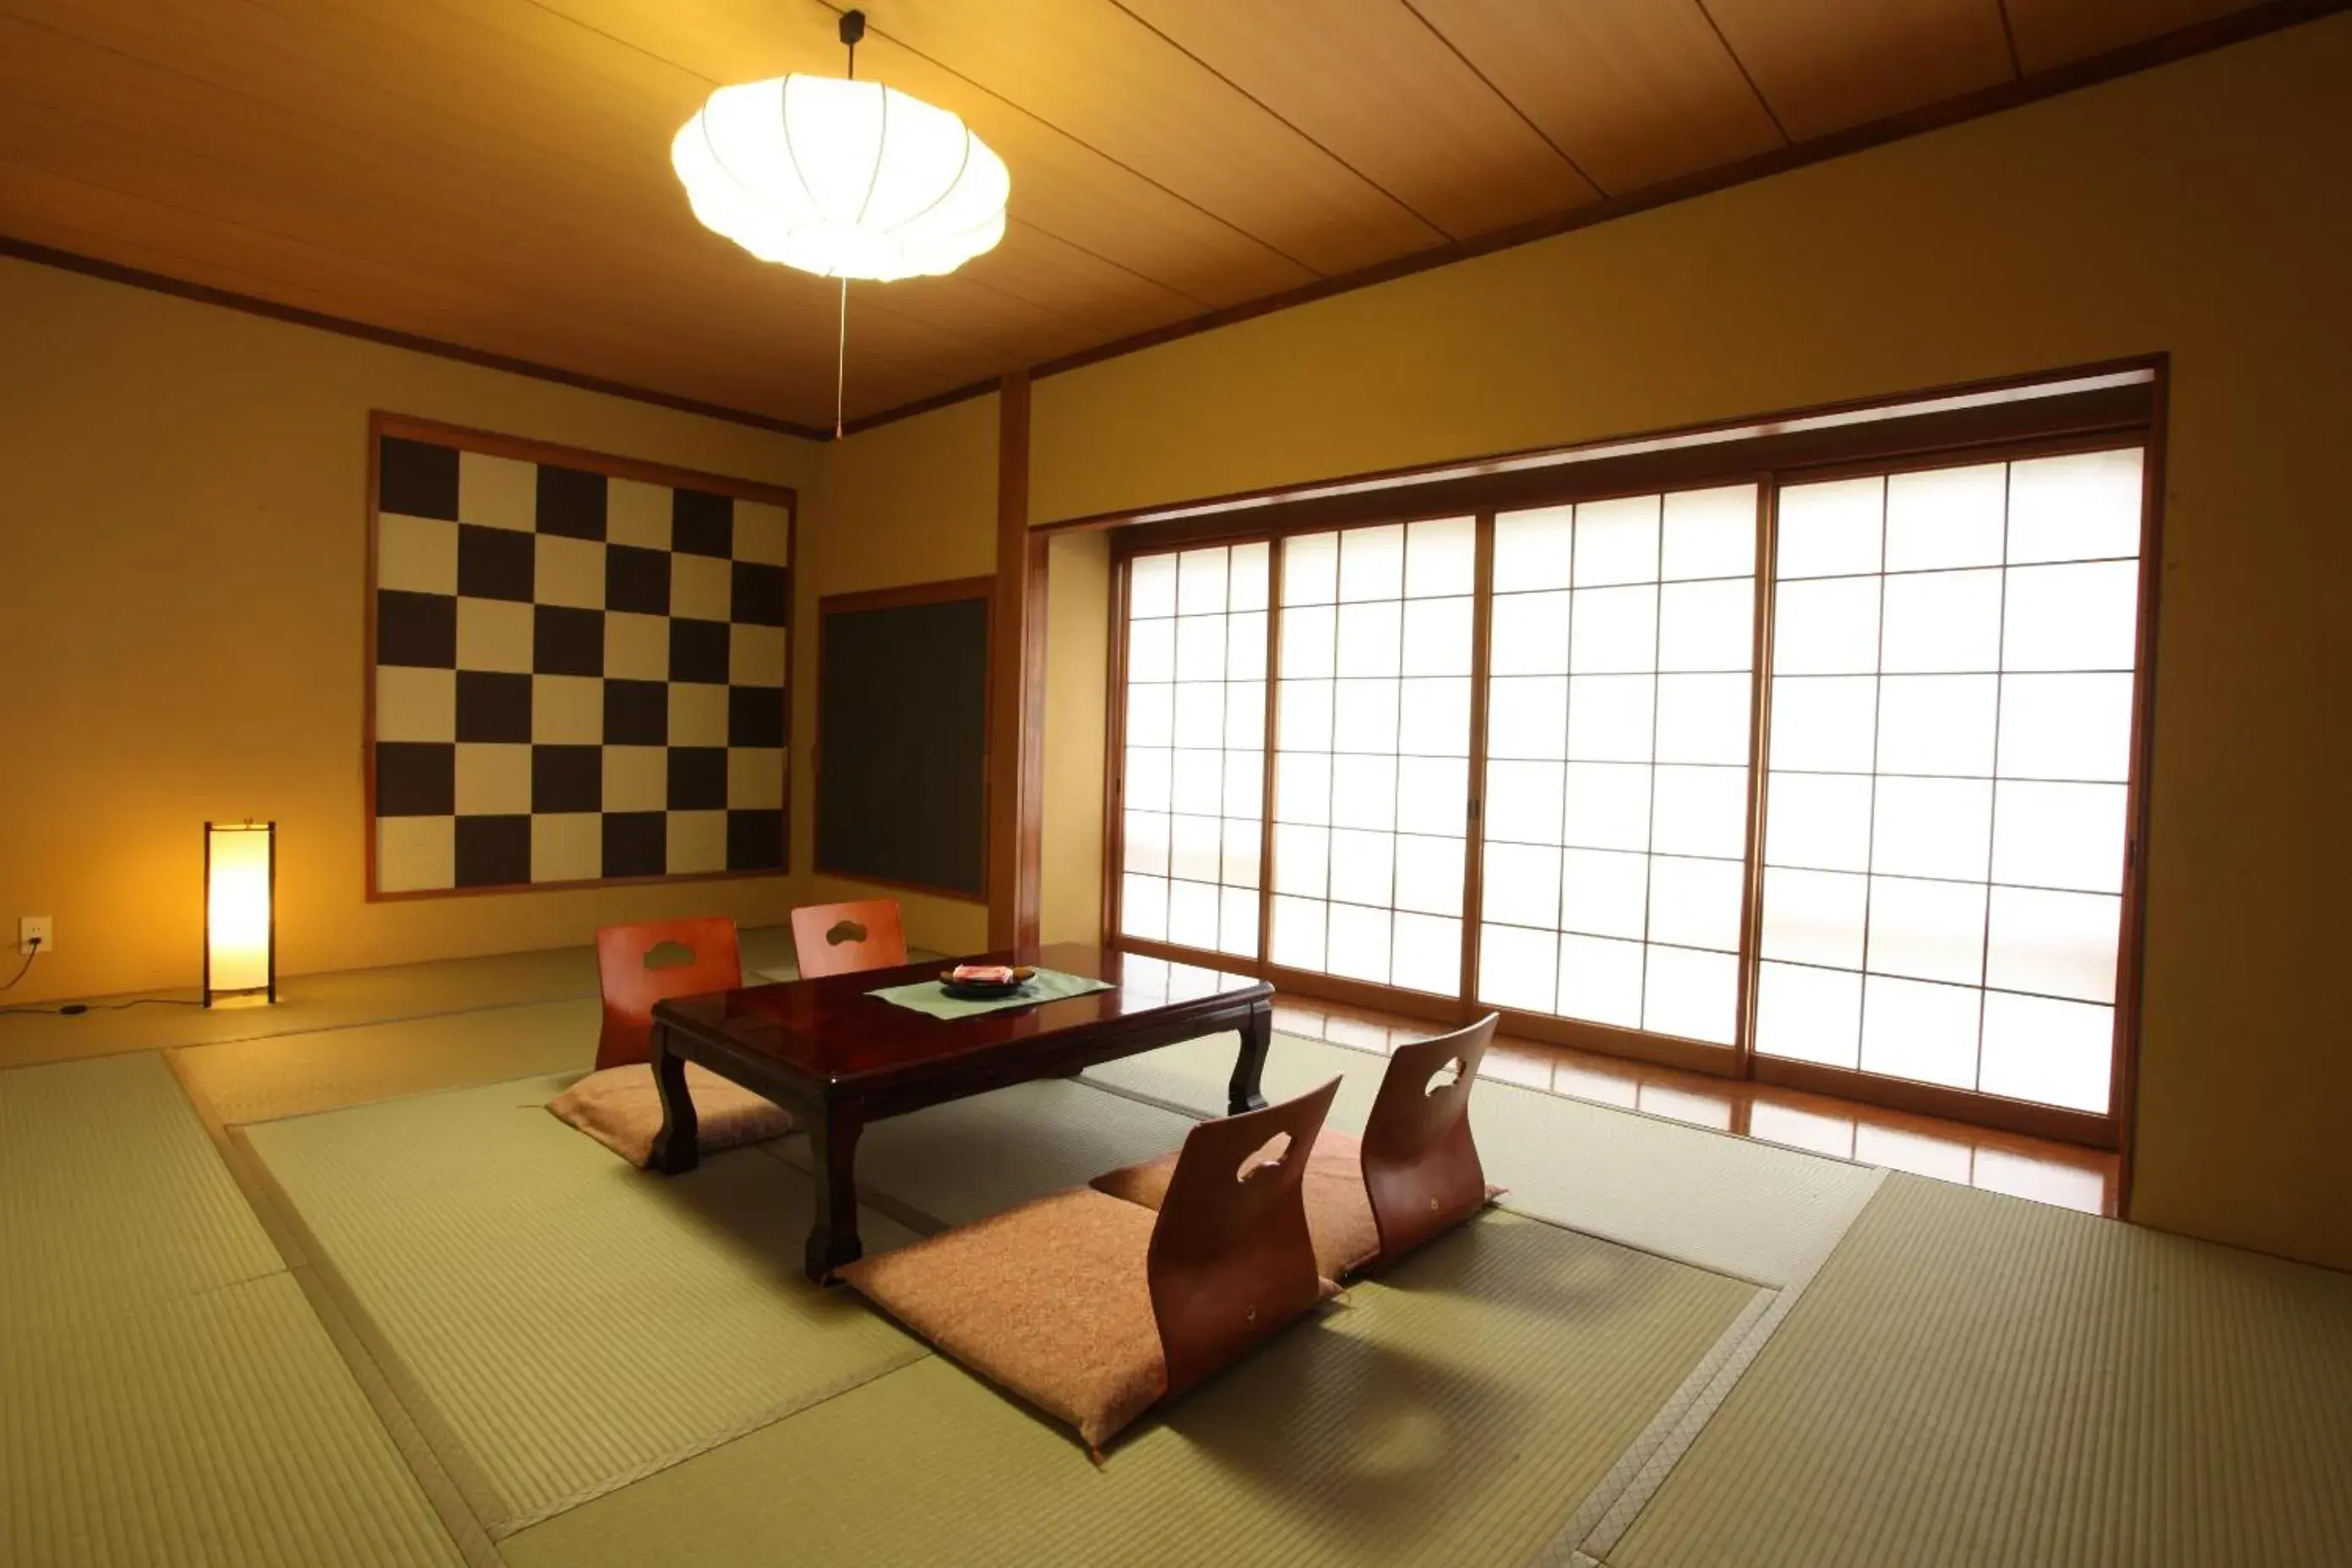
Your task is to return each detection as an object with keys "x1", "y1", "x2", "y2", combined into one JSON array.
[
  {"x1": 834, "y1": 8, "x2": 862, "y2": 441},
  {"x1": 834, "y1": 277, "x2": 848, "y2": 439}
]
